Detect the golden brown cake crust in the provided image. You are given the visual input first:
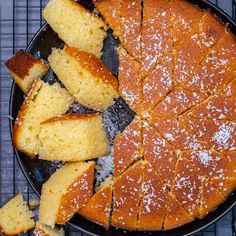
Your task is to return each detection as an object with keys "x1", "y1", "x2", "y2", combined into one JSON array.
[
  {"x1": 112, "y1": 161, "x2": 146, "y2": 230},
  {"x1": 12, "y1": 79, "x2": 43, "y2": 157},
  {"x1": 64, "y1": 46, "x2": 119, "y2": 91},
  {"x1": 56, "y1": 163, "x2": 95, "y2": 224},
  {"x1": 78, "y1": 184, "x2": 113, "y2": 229},
  {"x1": 41, "y1": 113, "x2": 102, "y2": 124},
  {"x1": 5, "y1": 50, "x2": 45, "y2": 79},
  {"x1": 114, "y1": 116, "x2": 142, "y2": 177}
]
